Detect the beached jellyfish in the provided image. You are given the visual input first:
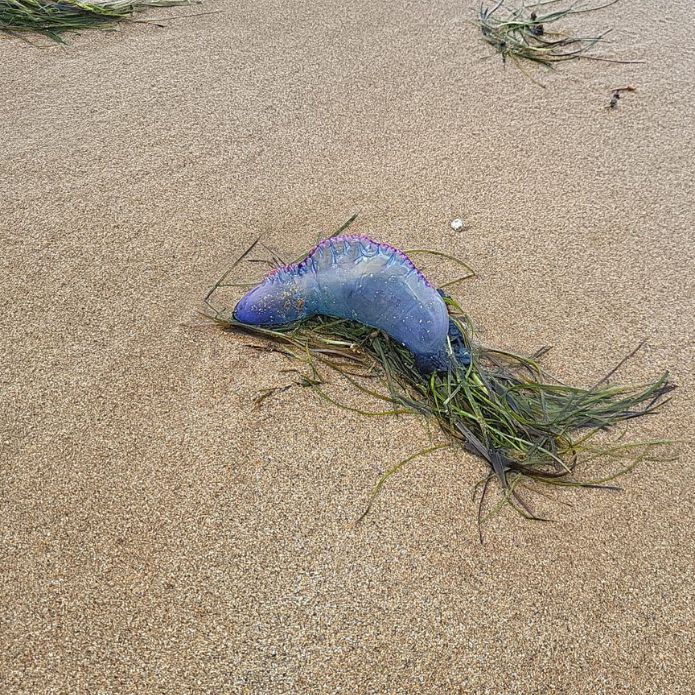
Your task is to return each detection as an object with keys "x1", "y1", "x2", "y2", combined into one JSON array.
[{"x1": 233, "y1": 235, "x2": 470, "y2": 373}]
